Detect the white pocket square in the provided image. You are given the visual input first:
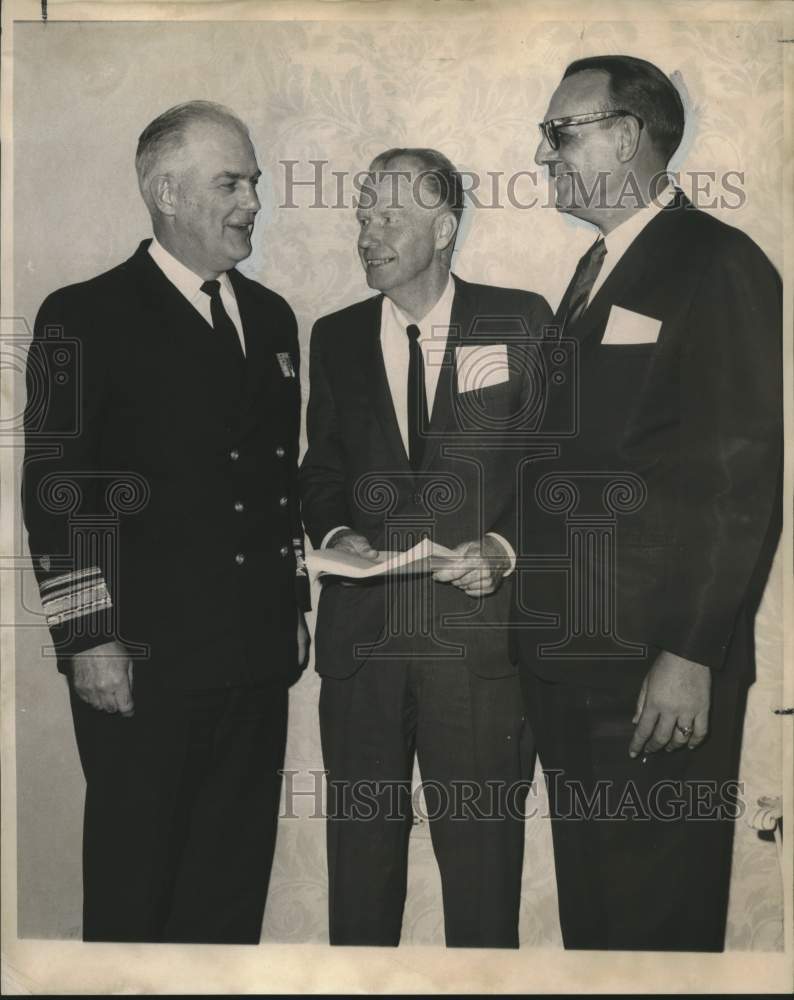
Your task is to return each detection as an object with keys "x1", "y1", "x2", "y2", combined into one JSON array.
[
  {"x1": 456, "y1": 344, "x2": 509, "y2": 393},
  {"x1": 601, "y1": 305, "x2": 662, "y2": 345}
]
